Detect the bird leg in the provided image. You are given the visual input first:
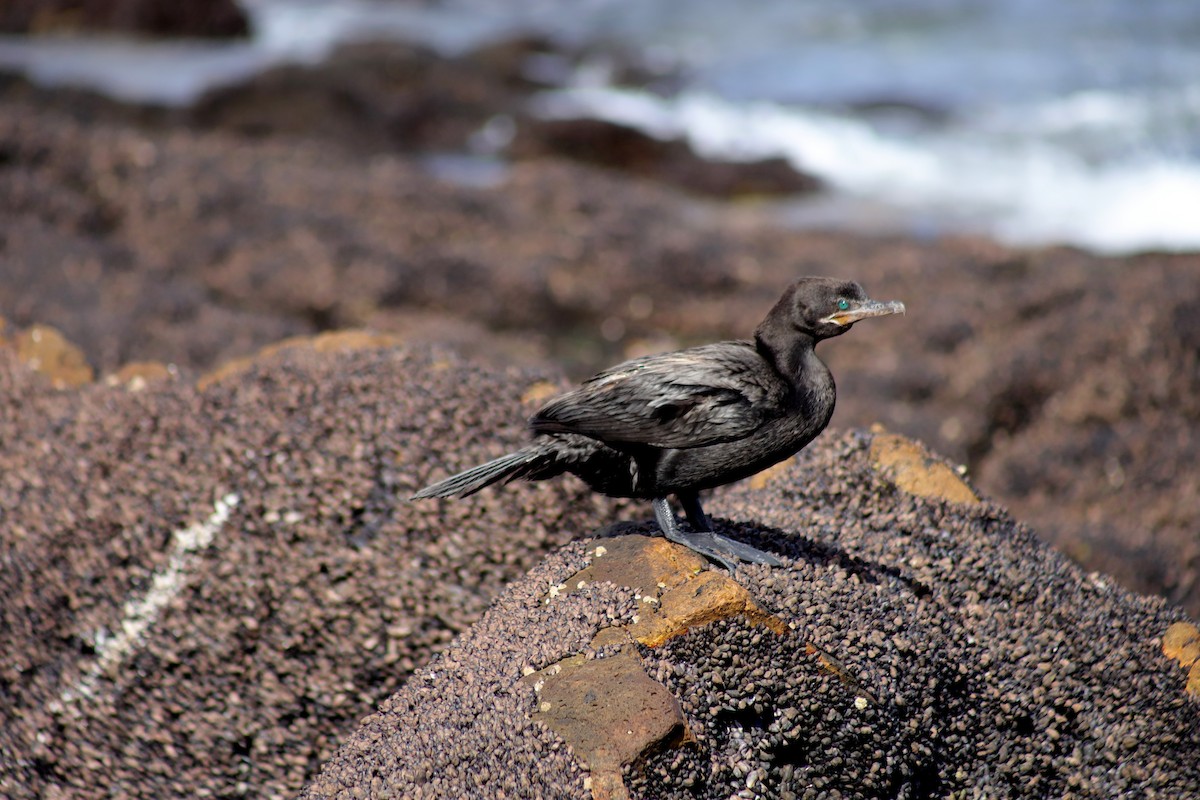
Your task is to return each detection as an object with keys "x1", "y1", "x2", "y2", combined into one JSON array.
[
  {"x1": 678, "y1": 491, "x2": 713, "y2": 532},
  {"x1": 653, "y1": 497, "x2": 737, "y2": 572},
  {"x1": 653, "y1": 495, "x2": 782, "y2": 571}
]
